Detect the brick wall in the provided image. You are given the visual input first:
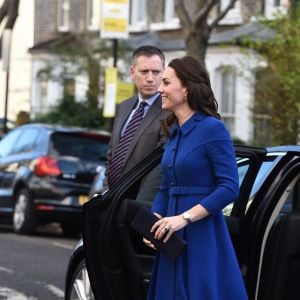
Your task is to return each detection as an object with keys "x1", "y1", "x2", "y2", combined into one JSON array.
[
  {"x1": 34, "y1": 0, "x2": 87, "y2": 46},
  {"x1": 34, "y1": 0, "x2": 58, "y2": 44}
]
